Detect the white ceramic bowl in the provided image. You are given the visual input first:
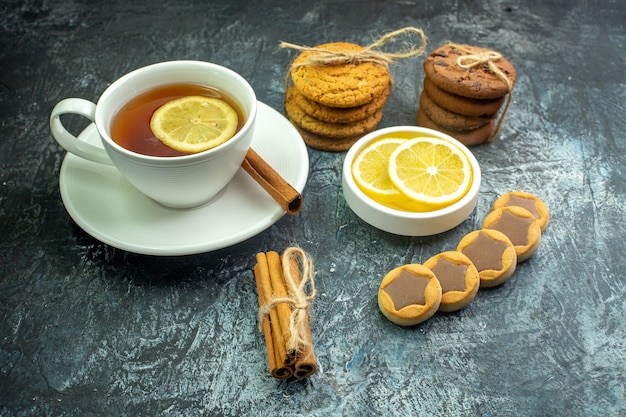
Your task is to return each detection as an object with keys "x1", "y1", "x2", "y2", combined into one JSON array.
[{"x1": 342, "y1": 126, "x2": 481, "y2": 236}]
